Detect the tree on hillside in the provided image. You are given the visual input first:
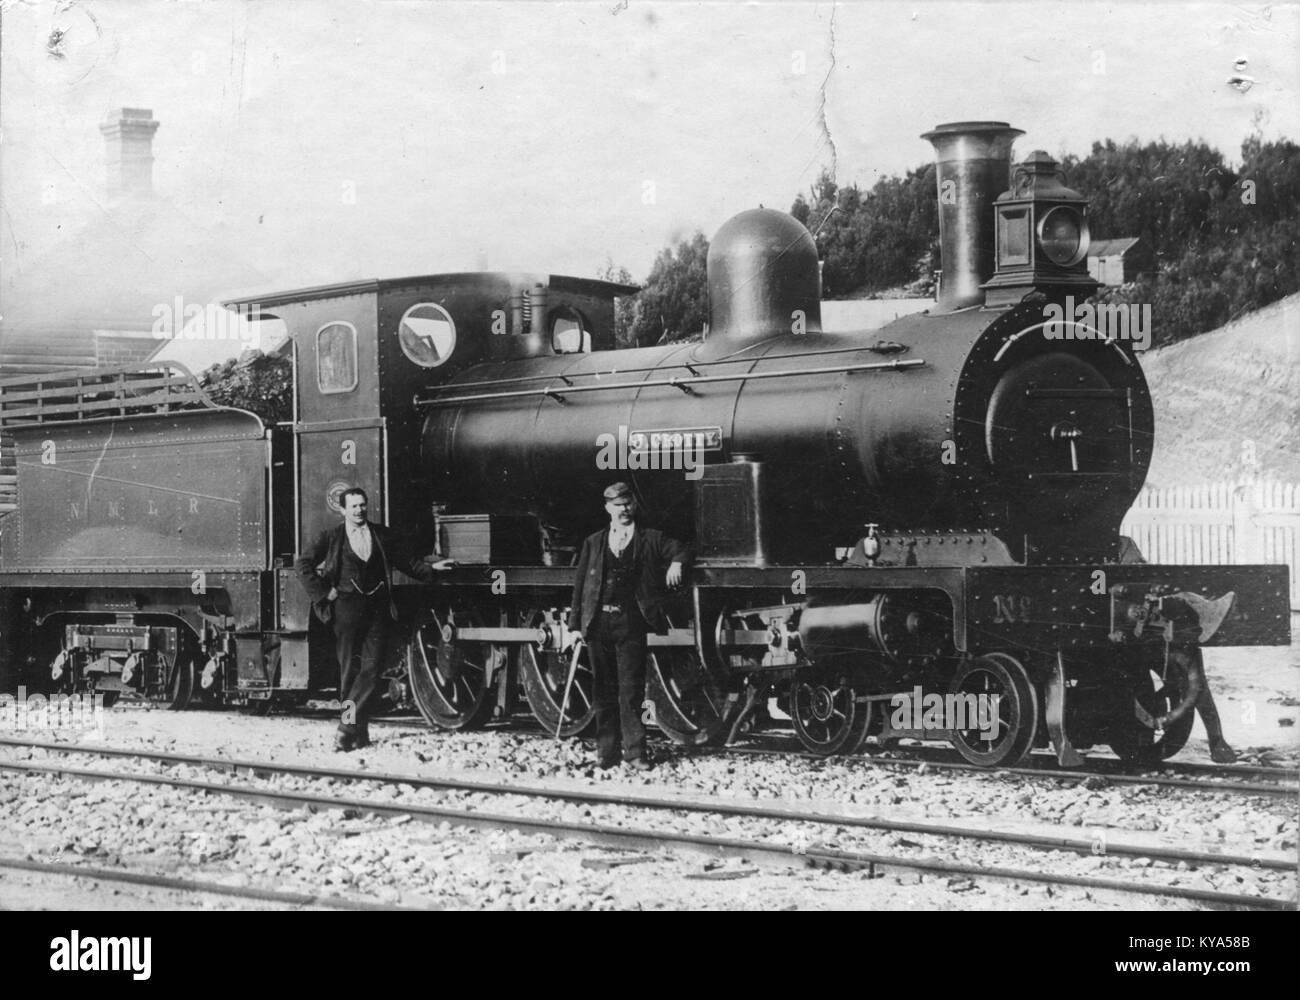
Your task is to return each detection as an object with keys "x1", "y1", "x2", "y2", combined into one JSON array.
[
  {"x1": 628, "y1": 232, "x2": 709, "y2": 345},
  {"x1": 793, "y1": 136, "x2": 1299, "y2": 345},
  {"x1": 627, "y1": 132, "x2": 1298, "y2": 353},
  {"x1": 1066, "y1": 135, "x2": 1300, "y2": 346},
  {"x1": 792, "y1": 165, "x2": 937, "y2": 297},
  {"x1": 1059, "y1": 139, "x2": 1238, "y2": 254},
  {"x1": 1237, "y1": 136, "x2": 1300, "y2": 223}
]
